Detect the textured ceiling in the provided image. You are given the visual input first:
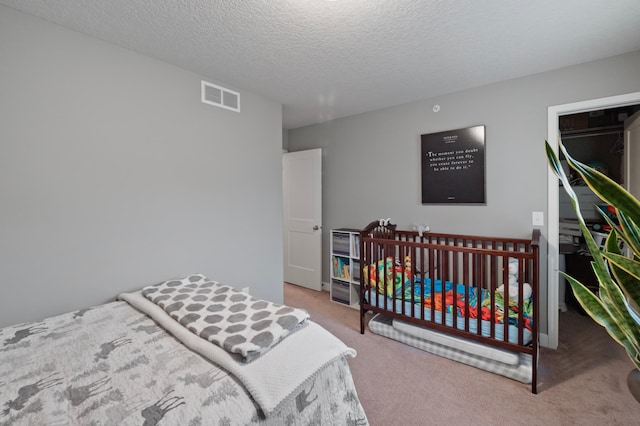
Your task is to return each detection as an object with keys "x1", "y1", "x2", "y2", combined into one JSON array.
[{"x1": 2, "y1": 0, "x2": 640, "y2": 129}]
